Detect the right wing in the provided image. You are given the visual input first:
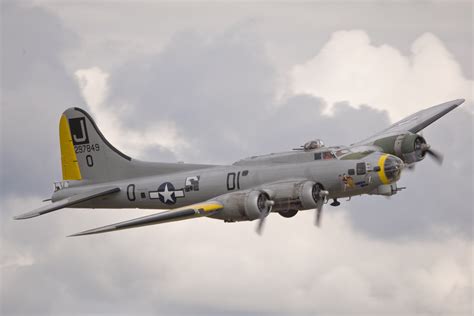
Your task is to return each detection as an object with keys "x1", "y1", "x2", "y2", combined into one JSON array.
[{"x1": 68, "y1": 201, "x2": 223, "y2": 237}]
